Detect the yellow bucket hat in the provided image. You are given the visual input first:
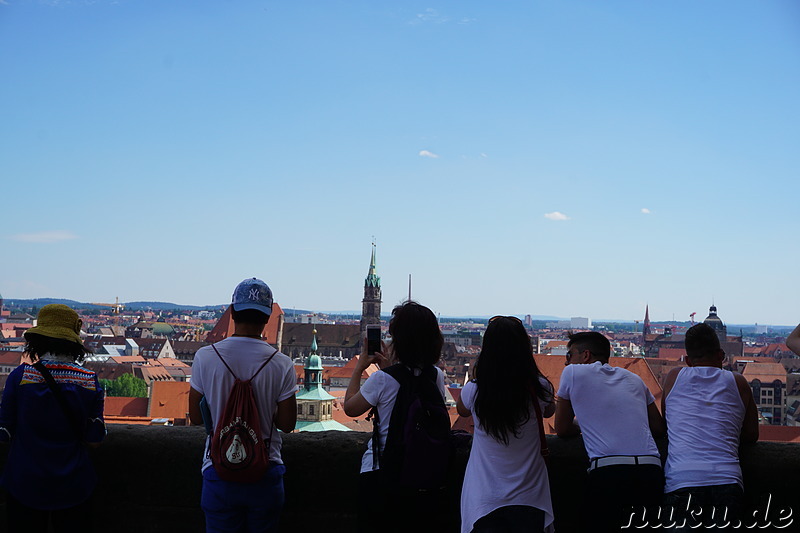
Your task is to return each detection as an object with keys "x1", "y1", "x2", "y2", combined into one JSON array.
[{"x1": 24, "y1": 304, "x2": 83, "y2": 345}]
